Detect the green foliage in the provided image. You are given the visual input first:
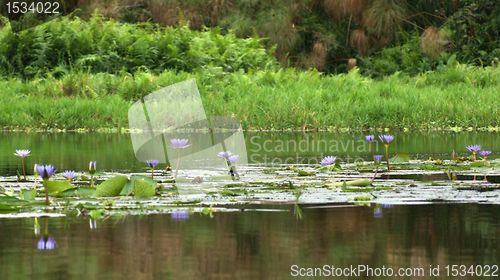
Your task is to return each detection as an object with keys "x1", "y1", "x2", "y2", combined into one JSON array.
[
  {"x1": 0, "y1": 15, "x2": 278, "y2": 79},
  {"x1": 134, "y1": 179, "x2": 157, "y2": 197},
  {"x1": 2, "y1": 62, "x2": 500, "y2": 130},
  {"x1": 54, "y1": 187, "x2": 96, "y2": 197},
  {"x1": 121, "y1": 175, "x2": 157, "y2": 196},
  {"x1": 45, "y1": 180, "x2": 73, "y2": 194},
  {"x1": 445, "y1": 0, "x2": 500, "y2": 66},
  {"x1": 94, "y1": 175, "x2": 129, "y2": 197},
  {"x1": 20, "y1": 189, "x2": 36, "y2": 200},
  {"x1": 390, "y1": 153, "x2": 411, "y2": 163}
]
